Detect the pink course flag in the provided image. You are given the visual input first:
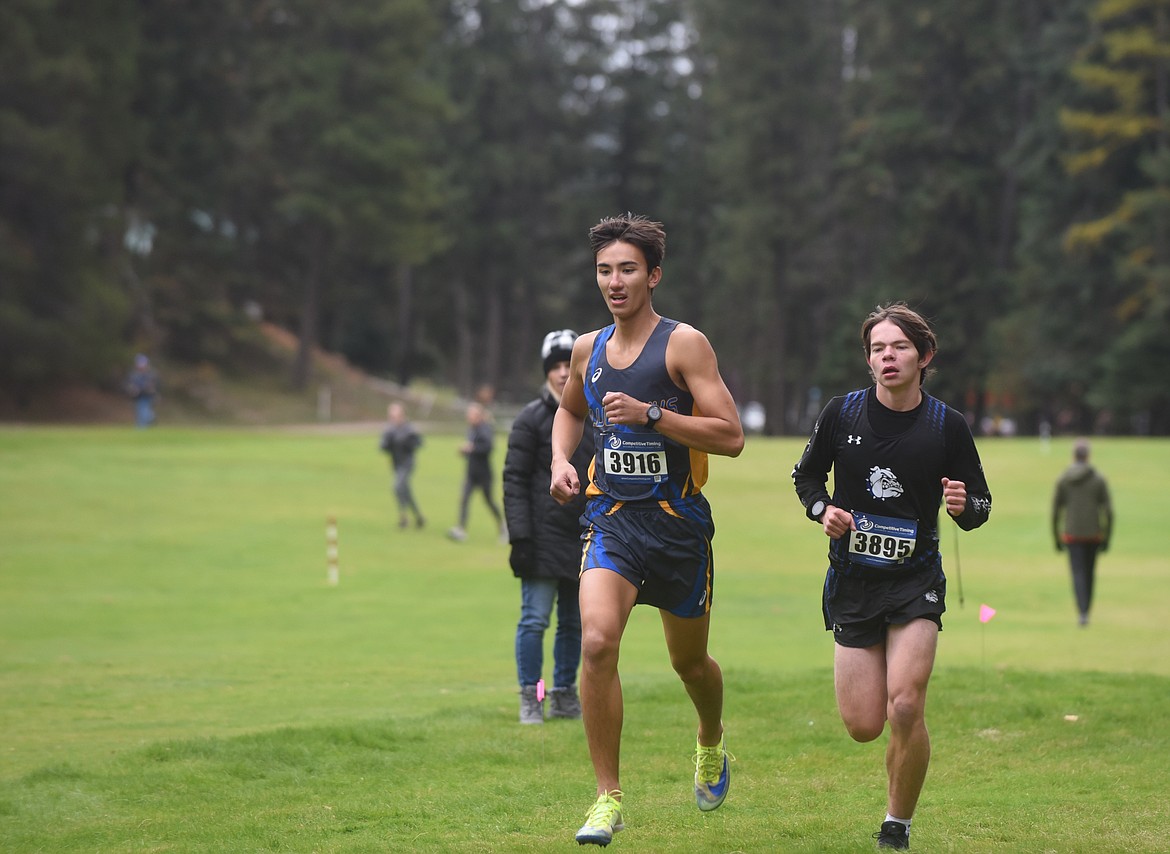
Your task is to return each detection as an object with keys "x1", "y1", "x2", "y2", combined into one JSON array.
[
  {"x1": 979, "y1": 604, "x2": 997, "y2": 623},
  {"x1": 536, "y1": 679, "x2": 545, "y2": 703}
]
